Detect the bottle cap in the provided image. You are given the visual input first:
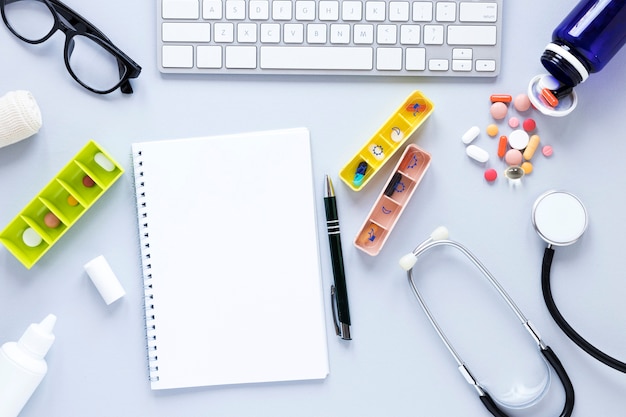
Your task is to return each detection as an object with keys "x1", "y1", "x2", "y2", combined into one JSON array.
[
  {"x1": 17, "y1": 314, "x2": 56, "y2": 358},
  {"x1": 0, "y1": 90, "x2": 42, "y2": 149},
  {"x1": 84, "y1": 255, "x2": 126, "y2": 305}
]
